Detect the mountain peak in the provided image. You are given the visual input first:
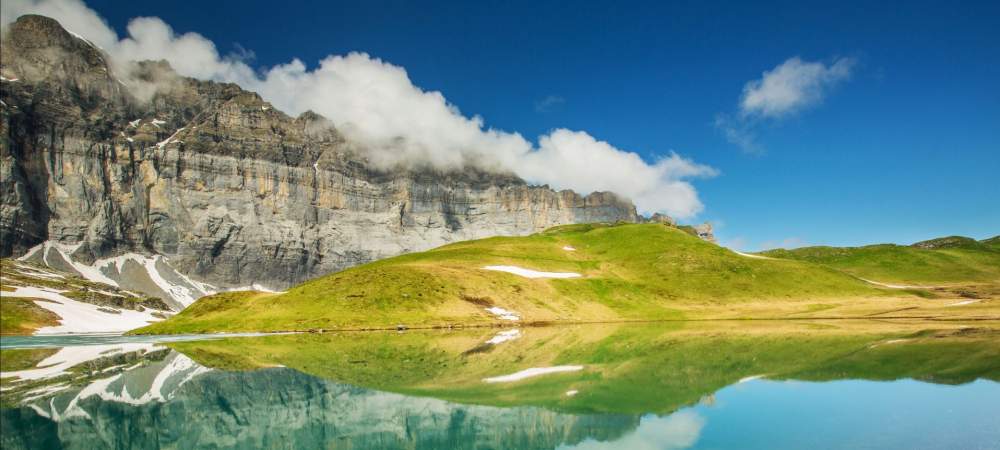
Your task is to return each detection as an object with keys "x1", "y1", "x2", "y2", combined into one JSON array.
[{"x1": 6, "y1": 14, "x2": 76, "y2": 47}]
